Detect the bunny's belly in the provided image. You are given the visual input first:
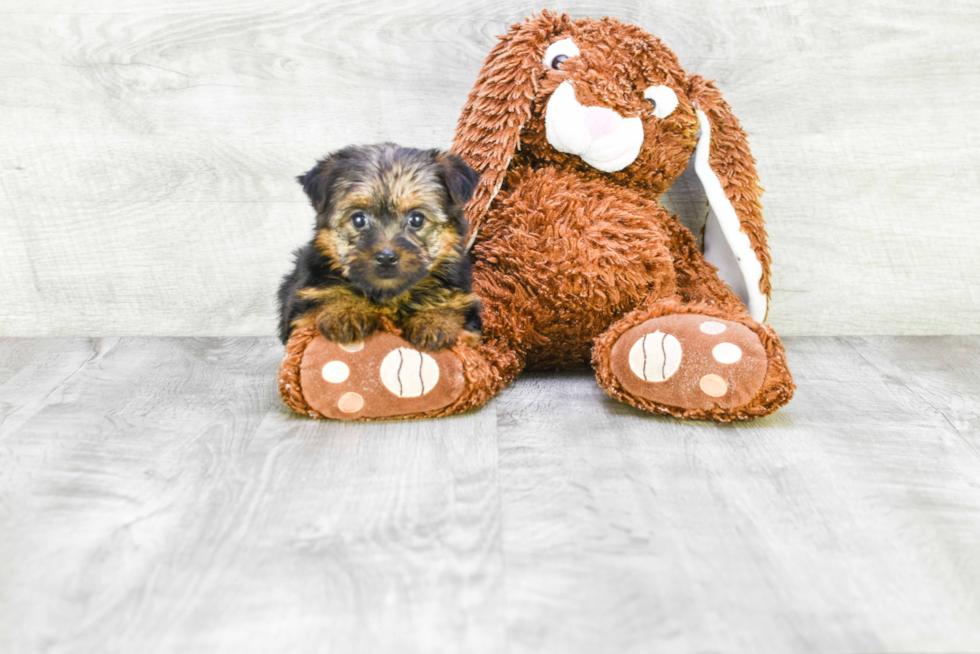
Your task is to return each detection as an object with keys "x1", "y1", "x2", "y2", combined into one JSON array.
[{"x1": 472, "y1": 172, "x2": 677, "y2": 369}]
